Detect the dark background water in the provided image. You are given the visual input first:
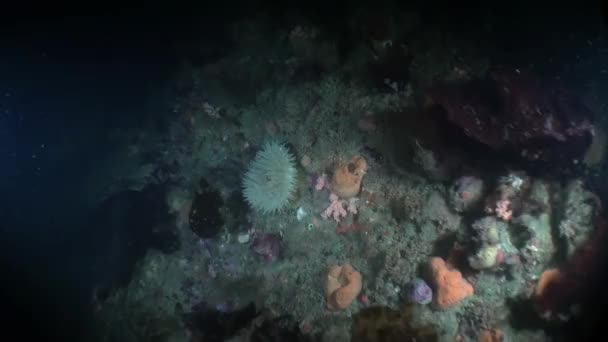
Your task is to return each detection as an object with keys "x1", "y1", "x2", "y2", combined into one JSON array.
[
  {"x1": 0, "y1": 1, "x2": 605, "y2": 340},
  {"x1": 0, "y1": 5, "x2": 244, "y2": 339}
]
